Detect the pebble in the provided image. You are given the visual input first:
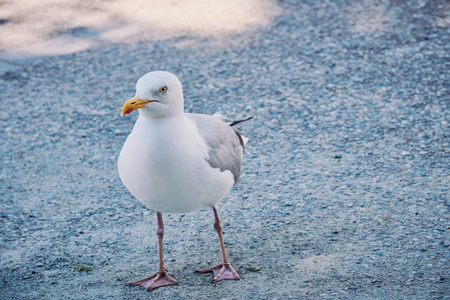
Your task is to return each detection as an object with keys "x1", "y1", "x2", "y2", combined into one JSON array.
[{"x1": 1, "y1": 0, "x2": 448, "y2": 299}]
